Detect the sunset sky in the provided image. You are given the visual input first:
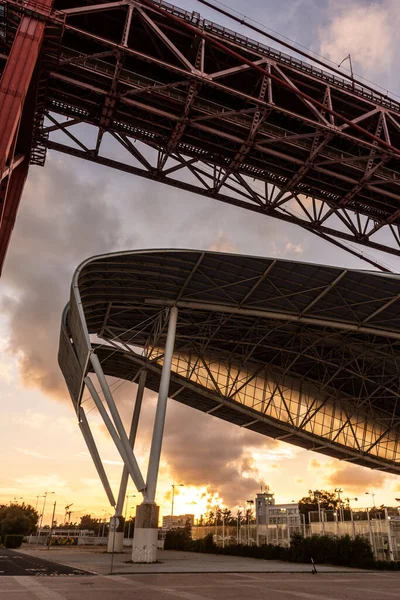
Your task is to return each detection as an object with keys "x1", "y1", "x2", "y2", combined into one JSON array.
[{"x1": 1, "y1": 0, "x2": 400, "y2": 527}]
